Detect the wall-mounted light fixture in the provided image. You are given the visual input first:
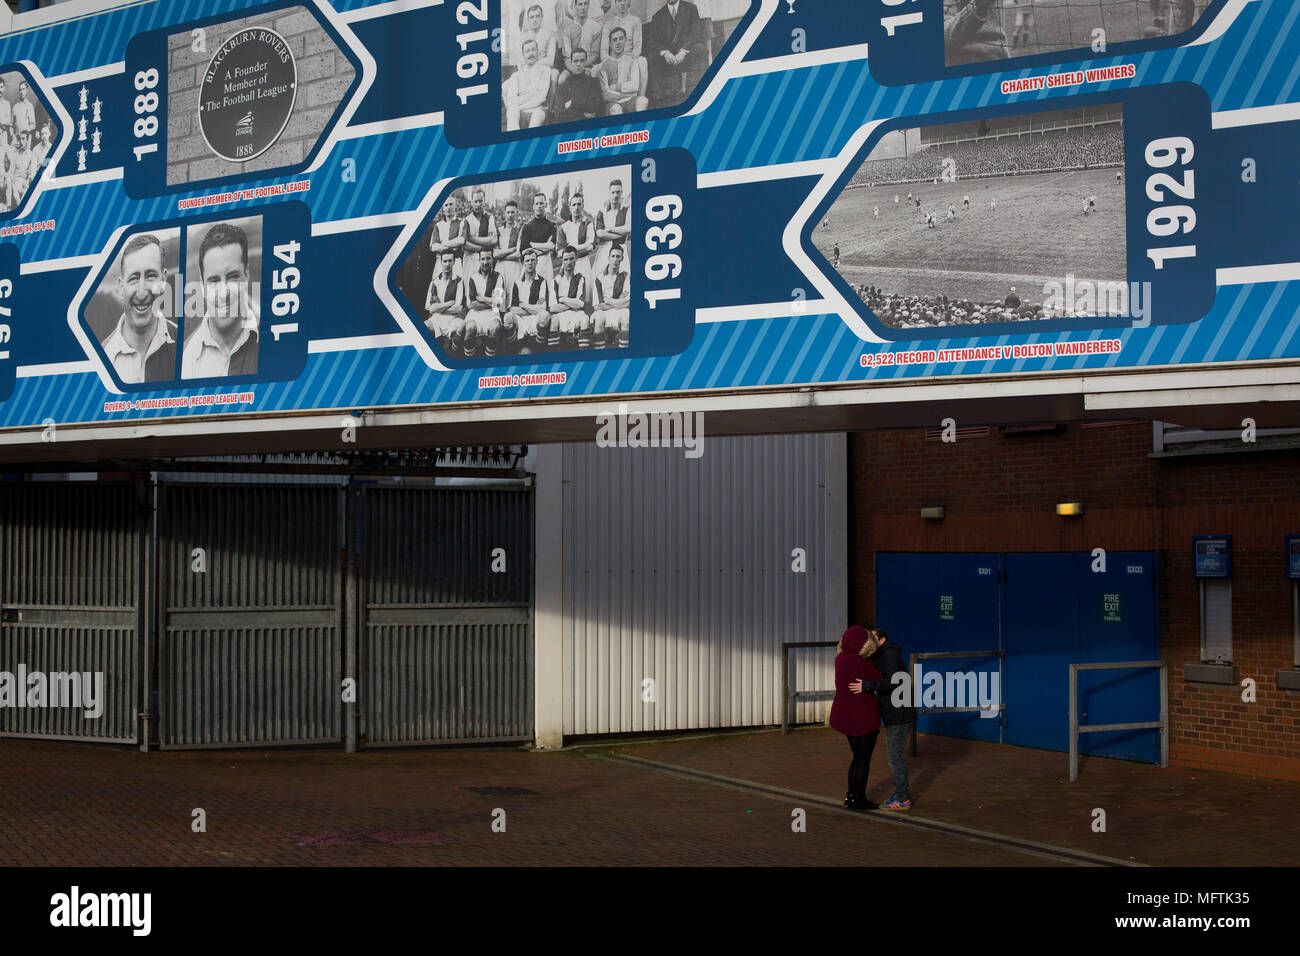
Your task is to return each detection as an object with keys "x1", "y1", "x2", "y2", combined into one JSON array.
[
  {"x1": 1056, "y1": 501, "x2": 1085, "y2": 517},
  {"x1": 920, "y1": 506, "x2": 944, "y2": 519}
]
